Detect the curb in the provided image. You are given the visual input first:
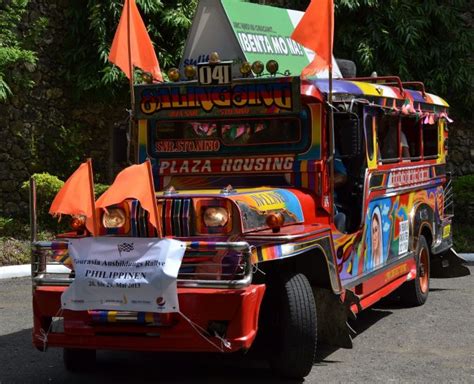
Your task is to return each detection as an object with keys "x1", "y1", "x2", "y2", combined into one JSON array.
[
  {"x1": 0, "y1": 264, "x2": 70, "y2": 280},
  {"x1": 1, "y1": 255, "x2": 473, "y2": 280}
]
